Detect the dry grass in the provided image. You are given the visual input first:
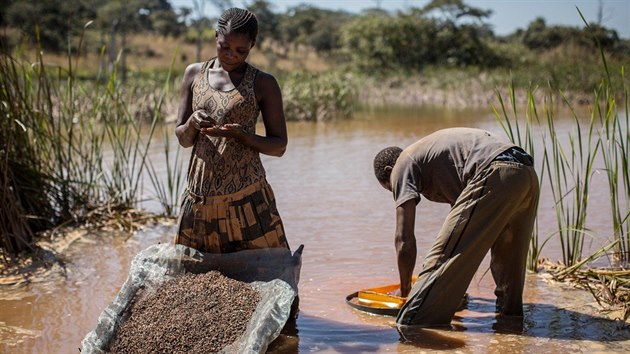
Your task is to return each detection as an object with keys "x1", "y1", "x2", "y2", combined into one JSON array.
[
  {"x1": 9, "y1": 32, "x2": 331, "y2": 77},
  {"x1": 541, "y1": 259, "x2": 630, "y2": 323}
]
